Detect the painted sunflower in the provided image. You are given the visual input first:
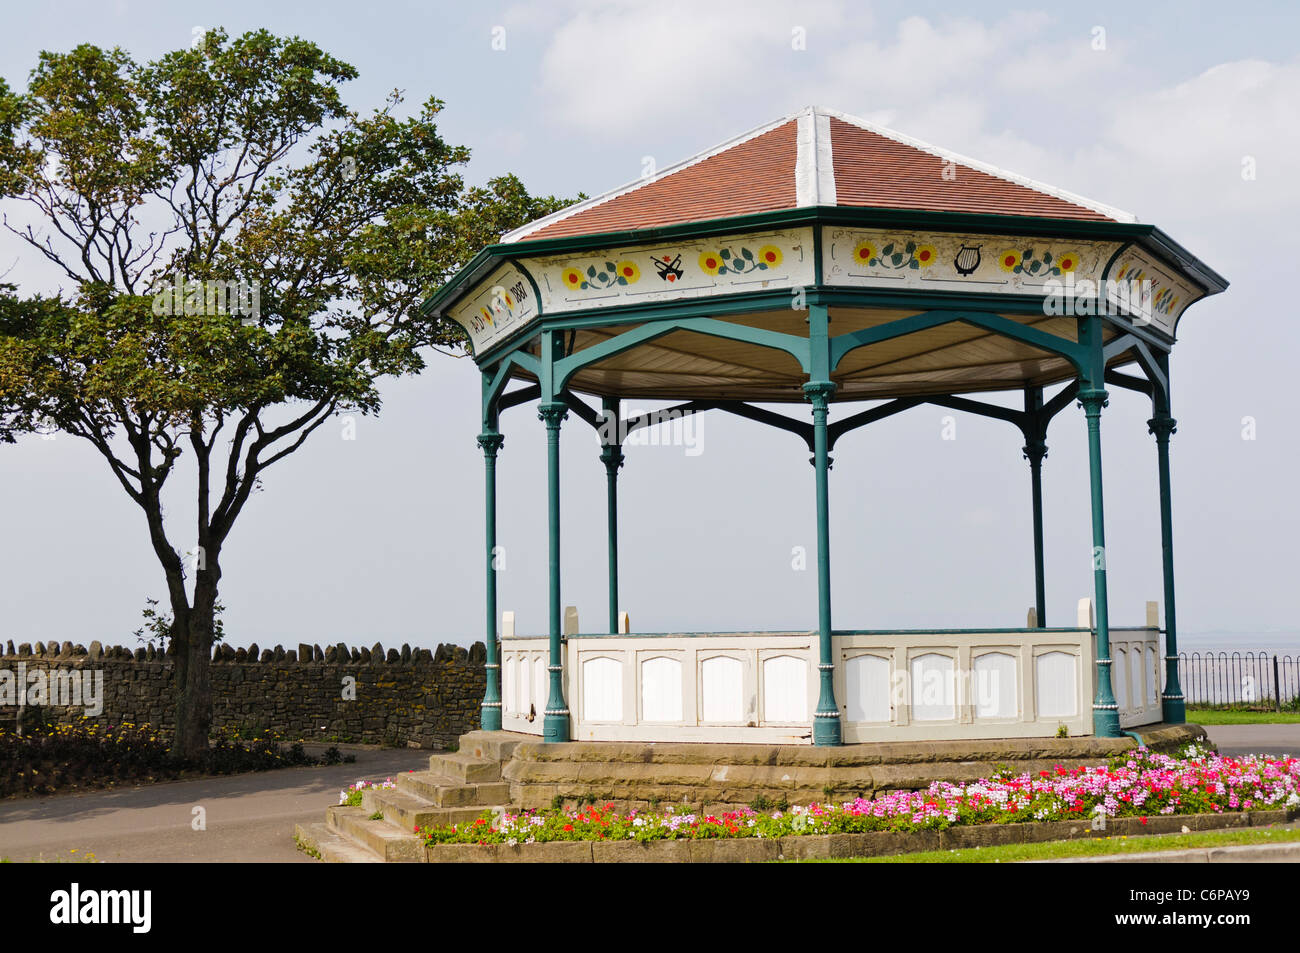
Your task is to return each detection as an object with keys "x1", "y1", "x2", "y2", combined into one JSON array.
[
  {"x1": 852, "y1": 240, "x2": 876, "y2": 266},
  {"x1": 997, "y1": 250, "x2": 1021, "y2": 272},
  {"x1": 698, "y1": 251, "x2": 724, "y2": 275},
  {"x1": 756, "y1": 245, "x2": 783, "y2": 268},
  {"x1": 615, "y1": 260, "x2": 641, "y2": 283},
  {"x1": 561, "y1": 267, "x2": 584, "y2": 290},
  {"x1": 913, "y1": 244, "x2": 938, "y2": 268},
  {"x1": 1056, "y1": 251, "x2": 1080, "y2": 273}
]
